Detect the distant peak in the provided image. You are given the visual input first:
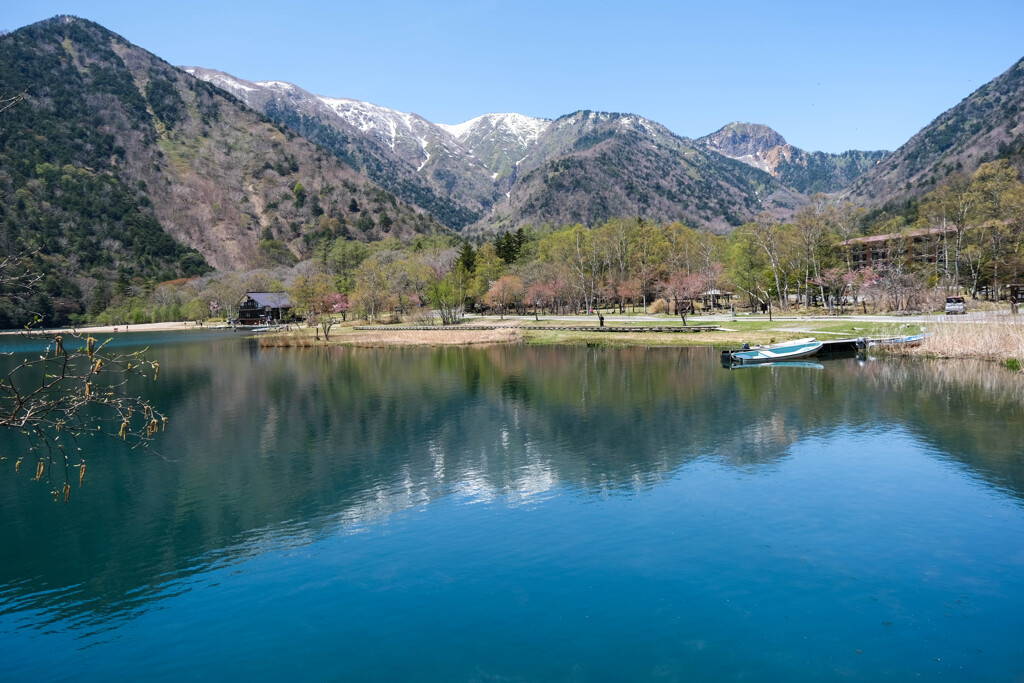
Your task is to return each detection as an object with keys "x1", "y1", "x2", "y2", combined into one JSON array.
[
  {"x1": 703, "y1": 122, "x2": 787, "y2": 150},
  {"x1": 696, "y1": 122, "x2": 792, "y2": 176}
]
